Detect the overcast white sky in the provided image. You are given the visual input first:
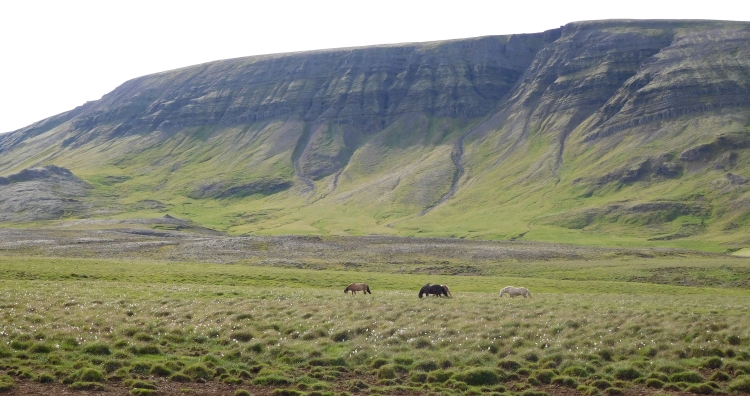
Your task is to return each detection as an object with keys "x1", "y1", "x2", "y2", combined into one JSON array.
[{"x1": 1, "y1": 0, "x2": 748, "y2": 134}]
